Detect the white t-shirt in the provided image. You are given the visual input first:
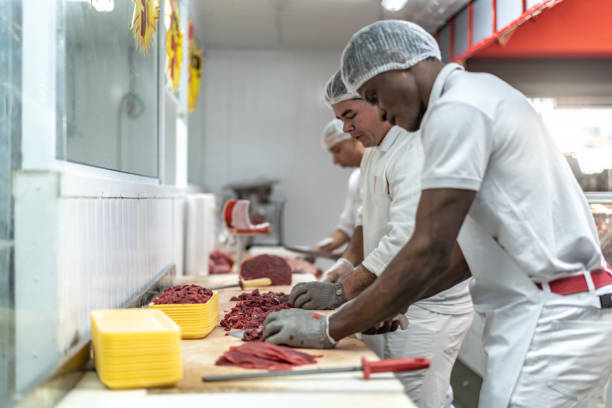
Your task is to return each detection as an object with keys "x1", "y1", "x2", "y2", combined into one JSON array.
[
  {"x1": 420, "y1": 64, "x2": 605, "y2": 282},
  {"x1": 357, "y1": 126, "x2": 472, "y2": 315},
  {"x1": 336, "y1": 168, "x2": 361, "y2": 238}
]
